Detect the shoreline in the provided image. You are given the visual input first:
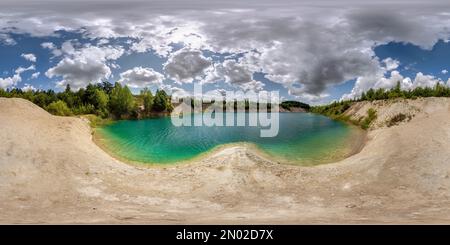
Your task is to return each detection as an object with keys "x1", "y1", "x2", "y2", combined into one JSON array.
[{"x1": 92, "y1": 118, "x2": 367, "y2": 168}]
